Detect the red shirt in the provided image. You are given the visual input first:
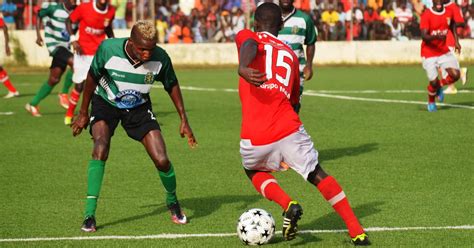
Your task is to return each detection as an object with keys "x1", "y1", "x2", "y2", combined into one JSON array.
[
  {"x1": 69, "y1": 2, "x2": 115, "y2": 55},
  {"x1": 364, "y1": 11, "x2": 381, "y2": 23},
  {"x1": 444, "y1": 2, "x2": 464, "y2": 47},
  {"x1": 420, "y1": 8, "x2": 451, "y2": 58},
  {"x1": 235, "y1": 29, "x2": 302, "y2": 145},
  {"x1": 0, "y1": 17, "x2": 4, "y2": 27}
]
